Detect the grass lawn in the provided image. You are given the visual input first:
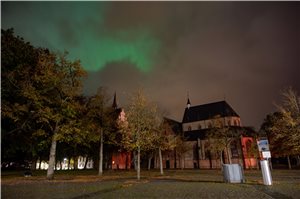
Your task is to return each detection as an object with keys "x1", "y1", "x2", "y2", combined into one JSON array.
[{"x1": 2, "y1": 169, "x2": 300, "y2": 199}]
